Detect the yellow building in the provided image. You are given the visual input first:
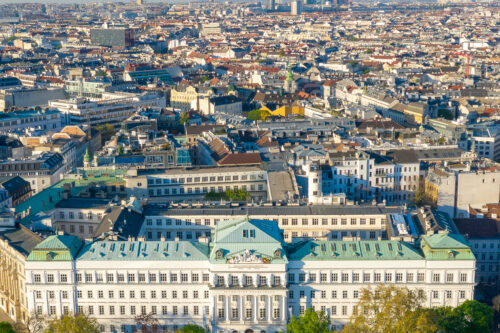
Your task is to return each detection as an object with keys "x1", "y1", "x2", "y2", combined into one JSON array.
[
  {"x1": 170, "y1": 85, "x2": 214, "y2": 110},
  {"x1": 0, "y1": 213, "x2": 42, "y2": 323},
  {"x1": 256, "y1": 104, "x2": 305, "y2": 119},
  {"x1": 402, "y1": 103, "x2": 428, "y2": 126}
]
